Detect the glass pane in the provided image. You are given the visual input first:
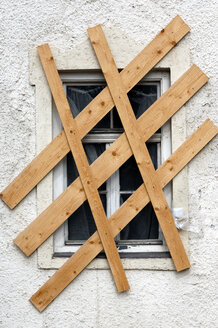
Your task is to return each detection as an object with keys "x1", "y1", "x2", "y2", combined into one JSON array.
[
  {"x1": 120, "y1": 194, "x2": 158, "y2": 240},
  {"x1": 67, "y1": 143, "x2": 106, "y2": 190},
  {"x1": 119, "y1": 143, "x2": 157, "y2": 191},
  {"x1": 68, "y1": 194, "x2": 106, "y2": 240},
  {"x1": 67, "y1": 85, "x2": 110, "y2": 129},
  {"x1": 113, "y1": 84, "x2": 158, "y2": 128}
]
